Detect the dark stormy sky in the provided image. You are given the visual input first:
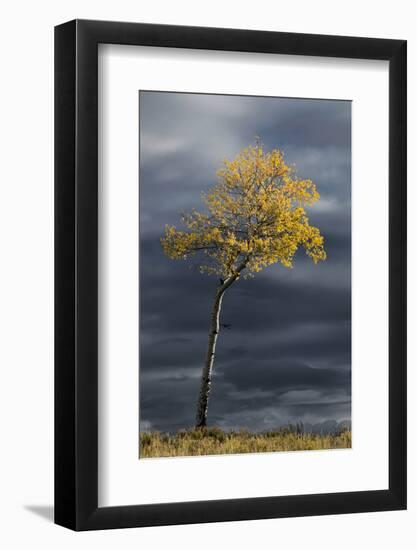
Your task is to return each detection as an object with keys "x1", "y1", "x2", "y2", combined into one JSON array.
[{"x1": 139, "y1": 91, "x2": 351, "y2": 434}]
